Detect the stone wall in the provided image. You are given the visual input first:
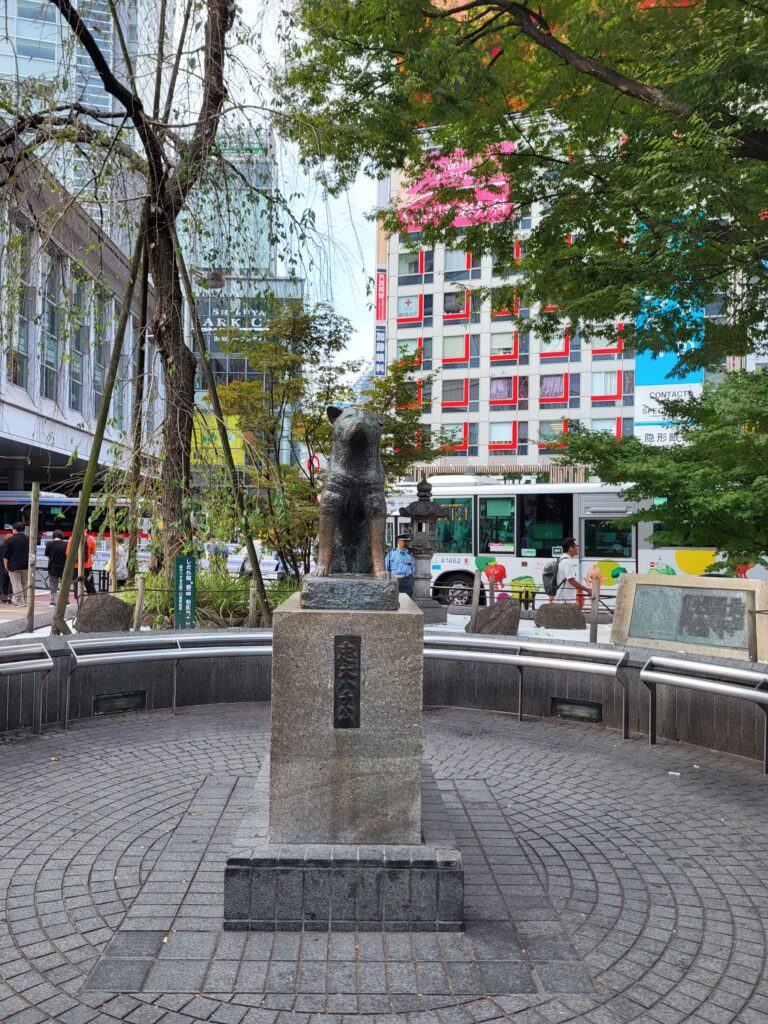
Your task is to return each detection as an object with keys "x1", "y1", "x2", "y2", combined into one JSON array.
[{"x1": 0, "y1": 631, "x2": 764, "y2": 767}]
